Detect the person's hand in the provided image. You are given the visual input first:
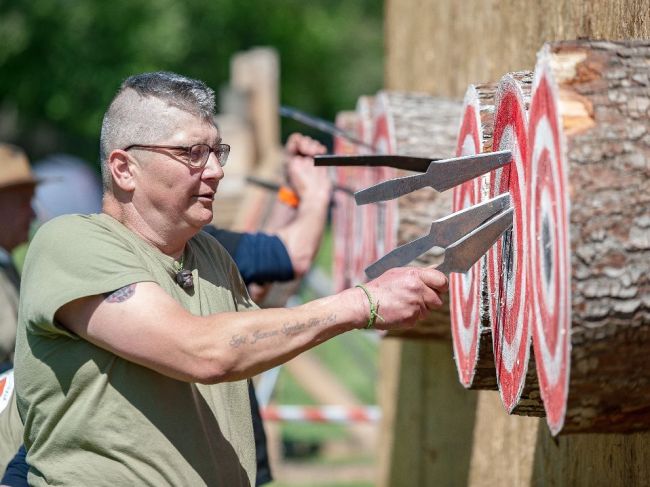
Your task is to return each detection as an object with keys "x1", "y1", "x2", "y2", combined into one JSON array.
[
  {"x1": 284, "y1": 133, "x2": 331, "y2": 201},
  {"x1": 359, "y1": 266, "x2": 448, "y2": 330}
]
